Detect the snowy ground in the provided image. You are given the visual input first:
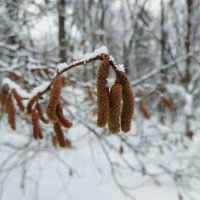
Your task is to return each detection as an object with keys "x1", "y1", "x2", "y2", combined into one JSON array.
[{"x1": 0, "y1": 117, "x2": 199, "y2": 200}]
